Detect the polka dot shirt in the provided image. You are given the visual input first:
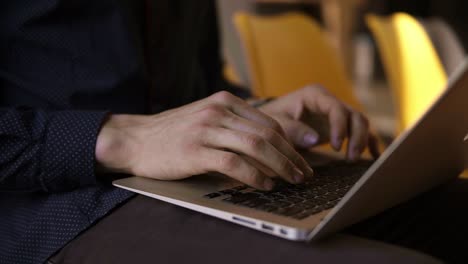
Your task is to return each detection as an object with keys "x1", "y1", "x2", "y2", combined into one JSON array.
[
  {"x1": 0, "y1": 1, "x2": 140, "y2": 263},
  {"x1": 0, "y1": 109, "x2": 134, "y2": 264},
  {"x1": 0, "y1": 1, "x2": 246, "y2": 263}
]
